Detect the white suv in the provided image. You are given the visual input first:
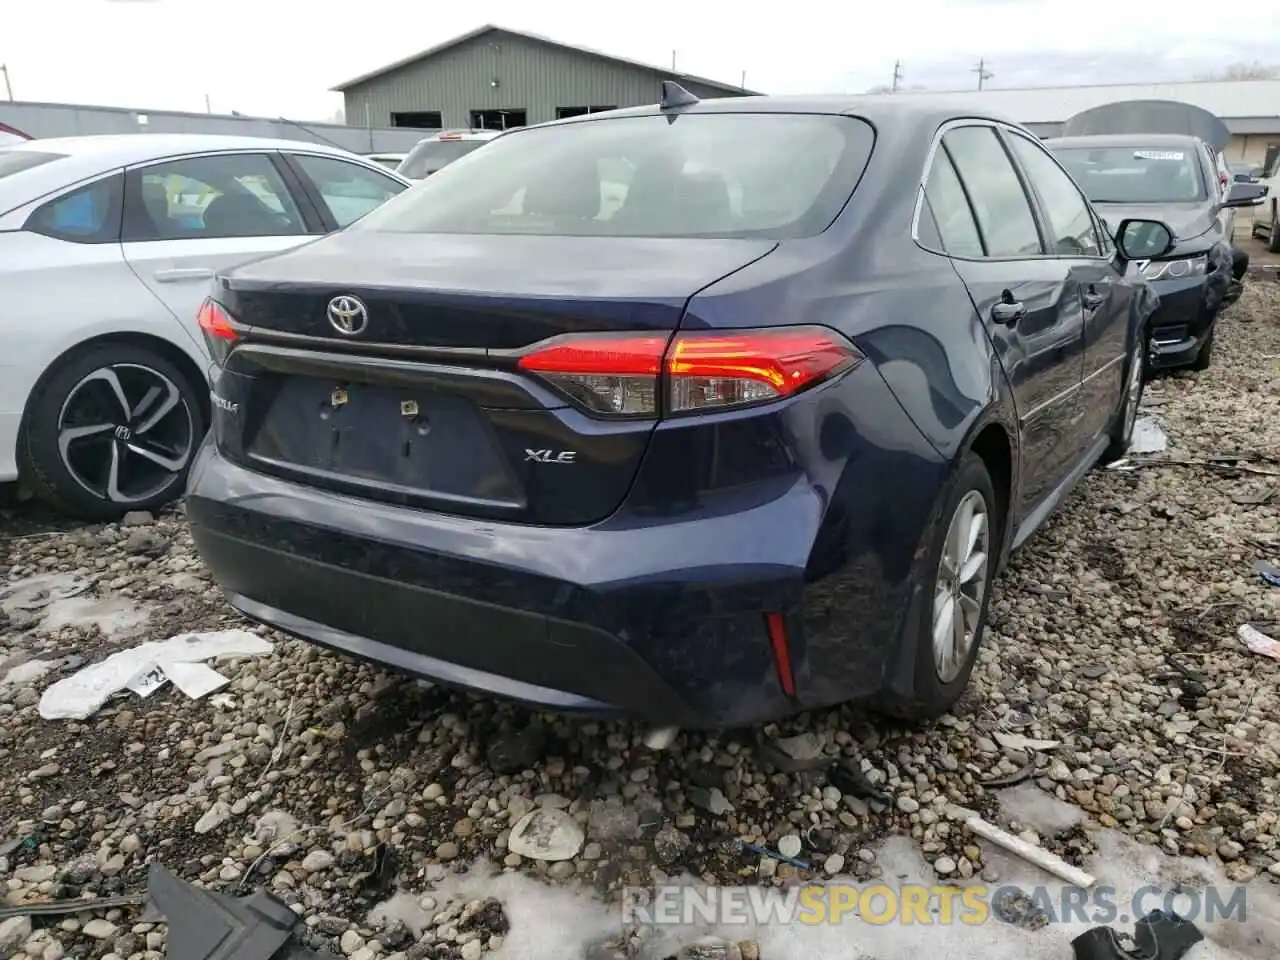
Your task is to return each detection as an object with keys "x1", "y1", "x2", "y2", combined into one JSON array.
[
  {"x1": 396, "y1": 130, "x2": 501, "y2": 180},
  {"x1": 1250, "y1": 149, "x2": 1280, "y2": 251}
]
